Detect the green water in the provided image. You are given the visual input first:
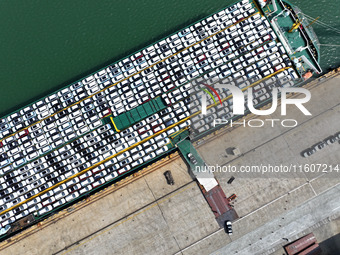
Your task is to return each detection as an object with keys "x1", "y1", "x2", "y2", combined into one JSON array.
[{"x1": 0, "y1": 0, "x2": 339, "y2": 117}]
